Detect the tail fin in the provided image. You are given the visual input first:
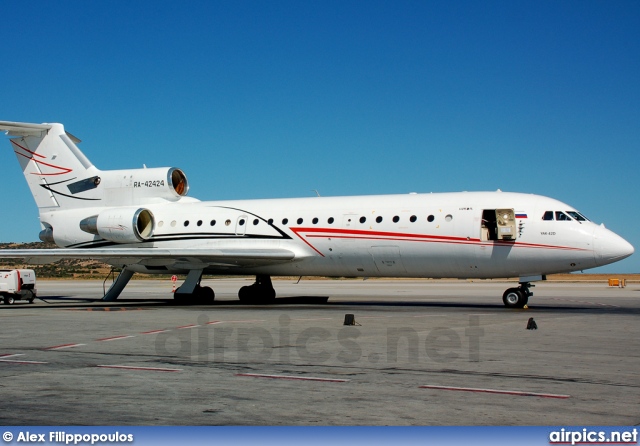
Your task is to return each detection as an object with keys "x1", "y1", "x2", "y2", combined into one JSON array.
[{"x1": 0, "y1": 121, "x2": 101, "y2": 211}]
